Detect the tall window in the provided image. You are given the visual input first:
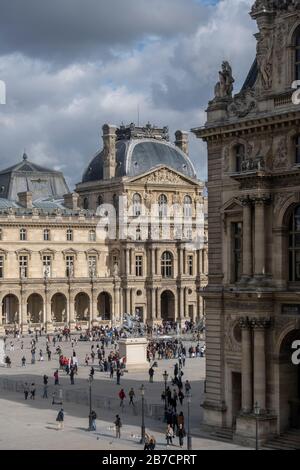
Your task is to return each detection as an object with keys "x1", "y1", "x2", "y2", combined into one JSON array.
[
  {"x1": 161, "y1": 251, "x2": 173, "y2": 278},
  {"x1": 0, "y1": 229, "x2": 2, "y2": 241},
  {"x1": 88, "y1": 256, "x2": 97, "y2": 277},
  {"x1": 43, "y1": 255, "x2": 52, "y2": 277},
  {"x1": 295, "y1": 135, "x2": 300, "y2": 164},
  {"x1": 19, "y1": 256, "x2": 28, "y2": 278},
  {"x1": 235, "y1": 144, "x2": 245, "y2": 172},
  {"x1": 66, "y1": 256, "x2": 74, "y2": 277},
  {"x1": 83, "y1": 198, "x2": 89, "y2": 210},
  {"x1": 295, "y1": 27, "x2": 300, "y2": 80},
  {"x1": 135, "y1": 256, "x2": 143, "y2": 277},
  {"x1": 0, "y1": 256, "x2": 3, "y2": 278},
  {"x1": 20, "y1": 228, "x2": 27, "y2": 241},
  {"x1": 43, "y1": 229, "x2": 50, "y2": 241},
  {"x1": 289, "y1": 206, "x2": 300, "y2": 282},
  {"x1": 133, "y1": 193, "x2": 142, "y2": 217},
  {"x1": 97, "y1": 195, "x2": 103, "y2": 207},
  {"x1": 232, "y1": 222, "x2": 243, "y2": 282},
  {"x1": 184, "y1": 195, "x2": 193, "y2": 218},
  {"x1": 67, "y1": 229, "x2": 73, "y2": 241},
  {"x1": 188, "y1": 255, "x2": 194, "y2": 276},
  {"x1": 89, "y1": 230, "x2": 96, "y2": 242},
  {"x1": 159, "y1": 194, "x2": 168, "y2": 218}
]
